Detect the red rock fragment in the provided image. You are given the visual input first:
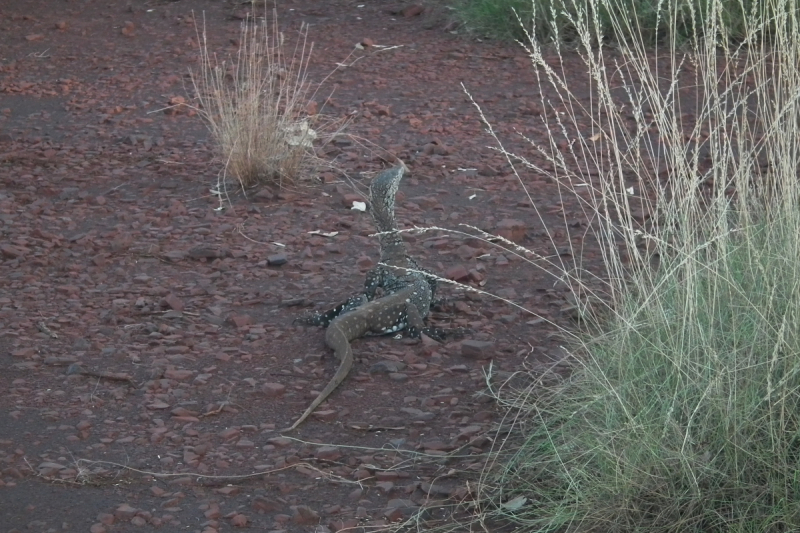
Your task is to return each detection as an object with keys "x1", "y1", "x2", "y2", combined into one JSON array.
[
  {"x1": 96, "y1": 513, "x2": 114, "y2": 526},
  {"x1": 114, "y1": 503, "x2": 138, "y2": 520},
  {"x1": 376, "y1": 481, "x2": 394, "y2": 493},
  {"x1": 164, "y1": 369, "x2": 193, "y2": 381},
  {"x1": 315, "y1": 446, "x2": 342, "y2": 461},
  {"x1": 12, "y1": 348, "x2": 35, "y2": 359},
  {"x1": 292, "y1": 505, "x2": 320, "y2": 525},
  {"x1": 164, "y1": 95, "x2": 185, "y2": 115},
  {"x1": 461, "y1": 340, "x2": 495, "y2": 358},
  {"x1": 219, "y1": 427, "x2": 241, "y2": 441},
  {"x1": 469, "y1": 269, "x2": 484, "y2": 282},
  {"x1": 356, "y1": 255, "x2": 374, "y2": 269},
  {"x1": 188, "y1": 246, "x2": 228, "y2": 259},
  {"x1": 1, "y1": 244, "x2": 29, "y2": 258},
  {"x1": 384, "y1": 499, "x2": 418, "y2": 521},
  {"x1": 252, "y1": 496, "x2": 282, "y2": 512},
  {"x1": 261, "y1": 382, "x2": 286, "y2": 397},
  {"x1": 25, "y1": 34, "x2": 44, "y2": 41},
  {"x1": 162, "y1": 294, "x2": 184, "y2": 312},
  {"x1": 312, "y1": 409, "x2": 338, "y2": 421},
  {"x1": 444, "y1": 264, "x2": 470, "y2": 281},
  {"x1": 229, "y1": 314, "x2": 253, "y2": 328},
  {"x1": 231, "y1": 513, "x2": 248, "y2": 527},
  {"x1": 495, "y1": 219, "x2": 527, "y2": 243},
  {"x1": 402, "y1": 5, "x2": 424, "y2": 17}
]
